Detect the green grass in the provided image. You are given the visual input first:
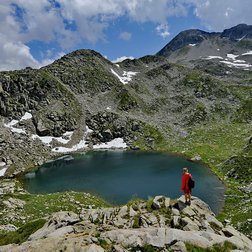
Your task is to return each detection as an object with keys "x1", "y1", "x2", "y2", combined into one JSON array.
[
  {"x1": 134, "y1": 124, "x2": 167, "y2": 150},
  {"x1": 0, "y1": 219, "x2": 46, "y2": 246},
  {"x1": 185, "y1": 241, "x2": 236, "y2": 252},
  {"x1": 169, "y1": 123, "x2": 252, "y2": 168},
  {"x1": 0, "y1": 191, "x2": 110, "y2": 227}
]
